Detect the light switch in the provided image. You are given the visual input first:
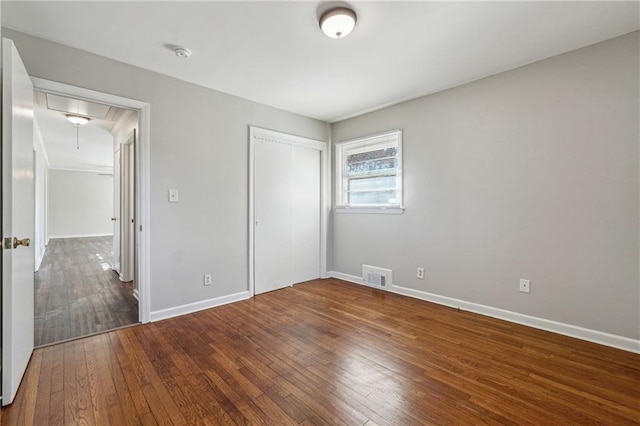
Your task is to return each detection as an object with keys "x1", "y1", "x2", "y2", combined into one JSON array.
[{"x1": 169, "y1": 189, "x2": 179, "y2": 203}]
